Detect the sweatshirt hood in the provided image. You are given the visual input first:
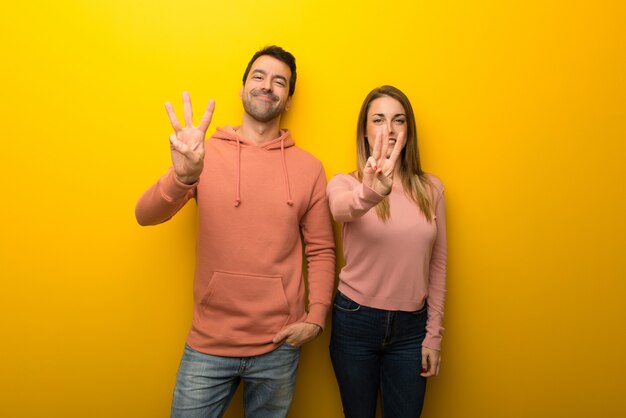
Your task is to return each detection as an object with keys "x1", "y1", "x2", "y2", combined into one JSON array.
[
  {"x1": 211, "y1": 126, "x2": 295, "y2": 207},
  {"x1": 213, "y1": 125, "x2": 295, "y2": 149}
]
